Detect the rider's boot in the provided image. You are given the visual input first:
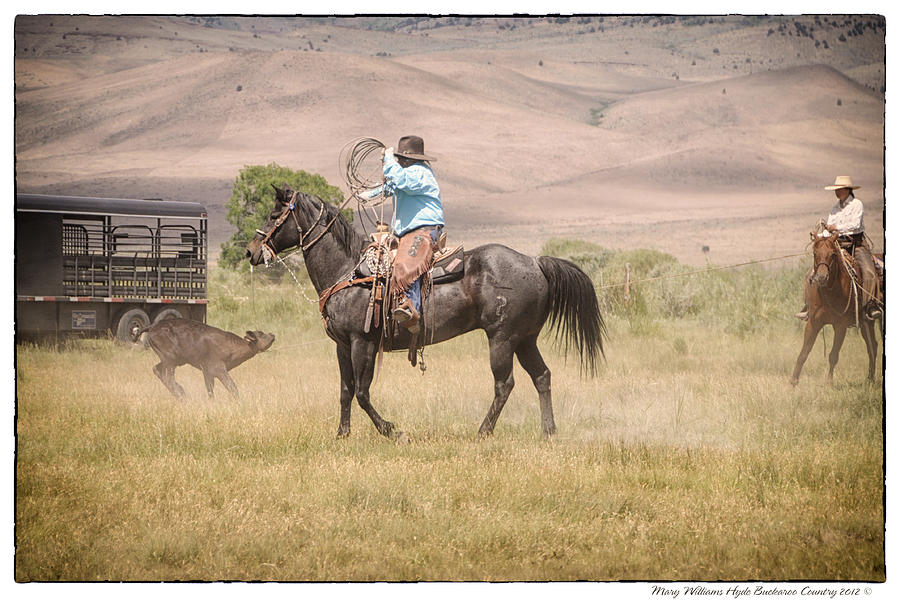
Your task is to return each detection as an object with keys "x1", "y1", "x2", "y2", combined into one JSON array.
[
  {"x1": 865, "y1": 300, "x2": 882, "y2": 320},
  {"x1": 392, "y1": 298, "x2": 421, "y2": 334}
]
